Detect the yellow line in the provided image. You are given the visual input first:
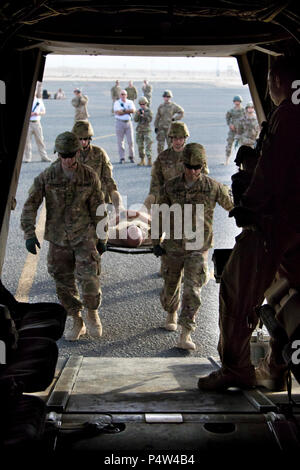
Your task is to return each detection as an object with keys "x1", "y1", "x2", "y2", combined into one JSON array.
[
  {"x1": 93, "y1": 133, "x2": 116, "y2": 140},
  {"x1": 15, "y1": 203, "x2": 46, "y2": 302}
]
